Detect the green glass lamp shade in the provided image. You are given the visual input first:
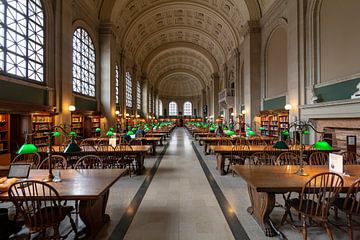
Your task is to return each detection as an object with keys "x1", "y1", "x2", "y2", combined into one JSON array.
[
  {"x1": 313, "y1": 141, "x2": 333, "y2": 150},
  {"x1": 69, "y1": 131, "x2": 77, "y2": 137},
  {"x1": 227, "y1": 130, "x2": 235, "y2": 136},
  {"x1": 145, "y1": 127, "x2": 150, "y2": 131},
  {"x1": 281, "y1": 130, "x2": 289, "y2": 136},
  {"x1": 209, "y1": 127, "x2": 215, "y2": 131},
  {"x1": 109, "y1": 127, "x2": 114, "y2": 132},
  {"x1": 127, "y1": 131, "x2": 134, "y2": 135},
  {"x1": 53, "y1": 131, "x2": 61, "y2": 137},
  {"x1": 223, "y1": 127, "x2": 228, "y2": 131},
  {"x1": 106, "y1": 131, "x2": 114, "y2": 137},
  {"x1": 132, "y1": 128, "x2": 137, "y2": 131},
  {"x1": 303, "y1": 130, "x2": 310, "y2": 135},
  {"x1": 128, "y1": 126, "x2": 132, "y2": 129},
  {"x1": 247, "y1": 130, "x2": 255, "y2": 136},
  {"x1": 259, "y1": 127, "x2": 265, "y2": 131},
  {"x1": 272, "y1": 141, "x2": 289, "y2": 149},
  {"x1": 17, "y1": 143, "x2": 38, "y2": 154},
  {"x1": 246, "y1": 127, "x2": 252, "y2": 131},
  {"x1": 64, "y1": 142, "x2": 81, "y2": 153},
  {"x1": 95, "y1": 127, "x2": 101, "y2": 132}
]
